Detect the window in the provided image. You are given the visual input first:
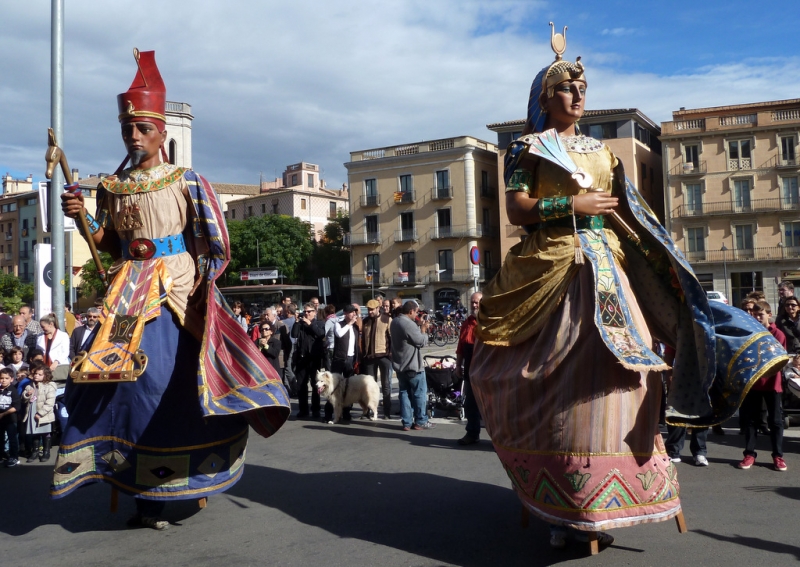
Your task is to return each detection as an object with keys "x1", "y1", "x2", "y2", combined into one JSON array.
[
  {"x1": 436, "y1": 209, "x2": 451, "y2": 238},
  {"x1": 300, "y1": 198, "x2": 307, "y2": 210},
  {"x1": 365, "y1": 178, "x2": 377, "y2": 196},
  {"x1": 686, "y1": 227, "x2": 705, "y2": 260},
  {"x1": 32, "y1": 217, "x2": 36, "y2": 228},
  {"x1": 438, "y1": 250, "x2": 454, "y2": 281},
  {"x1": 401, "y1": 251, "x2": 415, "y2": 274},
  {"x1": 365, "y1": 253, "x2": 379, "y2": 276},
  {"x1": 169, "y1": 139, "x2": 177, "y2": 165},
  {"x1": 686, "y1": 183, "x2": 702, "y2": 213},
  {"x1": 272, "y1": 203, "x2": 279, "y2": 214},
  {"x1": 247, "y1": 206, "x2": 253, "y2": 217},
  {"x1": 435, "y1": 170, "x2": 449, "y2": 190},
  {"x1": 482, "y1": 208, "x2": 491, "y2": 233},
  {"x1": 224, "y1": 211, "x2": 228, "y2": 219},
  {"x1": 735, "y1": 224, "x2": 754, "y2": 251},
  {"x1": 44, "y1": 237, "x2": 50, "y2": 244},
  {"x1": 781, "y1": 135, "x2": 796, "y2": 164},
  {"x1": 291, "y1": 174, "x2": 298, "y2": 186},
  {"x1": 365, "y1": 215, "x2": 378, "y2": 239},
  {"x1": 261, "y1": 203, "x2": 266, "y2": 214},
  {"x1": 399, "y1": 211, "x2": 415, "y2": 241},
  {"x1": 481, "y1": 170, "x2": 489, "y2": 191},
  {"x1": 589, "y1": 123, "x2": 616, "y2": 139},
  {"x1": 634, "y1": 123, "x2": 650, "y2": 145},
  {"x1": 484, "y1": 249, "x2": 493, "y2": 271},
  {"x1": 400, "y1": 174, "x2": 412, "y2": 193},
  {"x1": 783, "y1": 177, "x2": 799, "y2": 207},
  {"x1": 22, "y1": 219, "x2": 28, "y2": 230},
  {"x1": 329, "y1": 201, "x2": 337, "y2": 218},
  {"x1": 308, "y1": 173, "x2": 314, "y2": 188},
  {"x1": 731, "y1": 271, "x2": 762, "y2": 306},
  {"x1": 26, "y1": 198, "x2": 37, "y2": 206},
  {"x1": 733, "y1": 179, "x2": 751, "y2": 210},
  {"x1": 785, "y1": 221, "x2": 800, "y2": 248},
  {"x1": 231, "y1": 209, "x2": 236, "y2": 219},
  {"x1": 728, "y1": 139, "x2": 752, "y2": 170}
]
